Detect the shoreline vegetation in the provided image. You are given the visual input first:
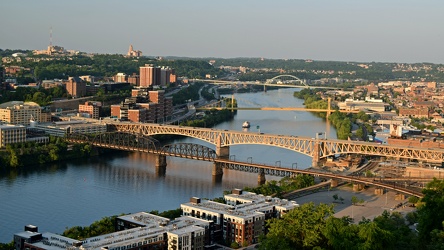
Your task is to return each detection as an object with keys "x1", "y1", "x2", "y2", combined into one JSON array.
[{"x1": 294, "y1": 88, "x2": 364, "y2": 140}]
